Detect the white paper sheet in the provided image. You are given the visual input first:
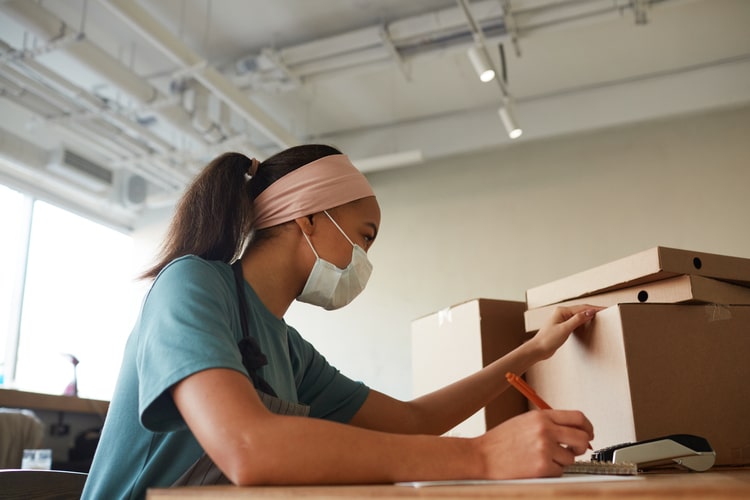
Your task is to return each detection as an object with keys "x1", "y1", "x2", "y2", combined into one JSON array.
[{"x1": 396, "y1": 474, "x2": 643, "y2": 488}]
